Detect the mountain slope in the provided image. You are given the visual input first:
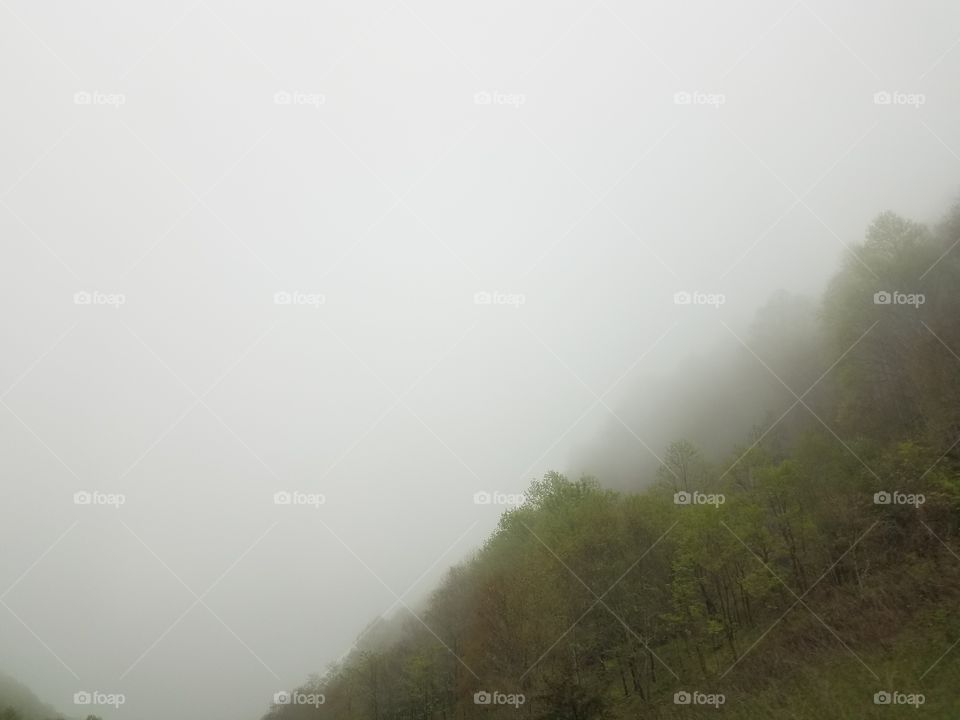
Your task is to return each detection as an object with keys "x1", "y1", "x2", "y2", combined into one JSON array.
[{"x1": 260, "y1": 201, "x2": 960, "y2": 719}]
